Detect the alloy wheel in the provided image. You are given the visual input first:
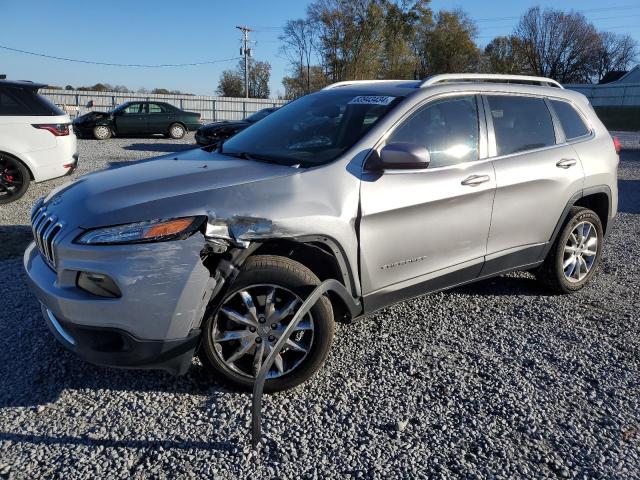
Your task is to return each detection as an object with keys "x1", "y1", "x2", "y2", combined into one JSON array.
[
  {"x1": 563, "y1": 221, "x2": 598, "y2": 282},
  {"x1": 0, "y1": 155, "x2": 25, "y2": 201},
  {"x1": 212, "y1": 284, "x2": 314, "y2": 379}
]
